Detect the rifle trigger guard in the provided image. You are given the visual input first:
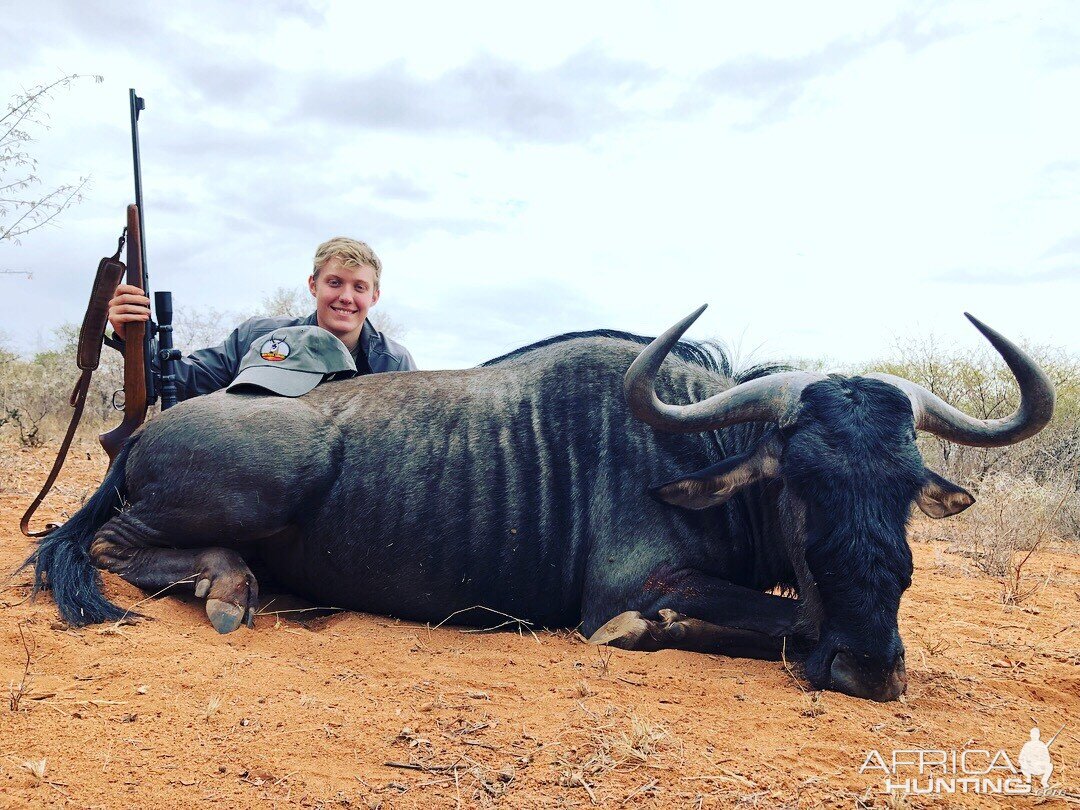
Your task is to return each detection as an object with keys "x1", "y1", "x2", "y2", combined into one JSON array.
[{"x1": 111, "y1": 388, "x2": 126, "y2": 410}]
